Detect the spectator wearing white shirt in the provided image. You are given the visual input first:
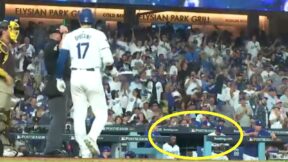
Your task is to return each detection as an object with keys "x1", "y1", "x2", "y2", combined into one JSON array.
[
  {"x1": 129, "y1": 29, "x2": 145, "y2": 55},
  {"x1": 169, "y1": 64, "x2": 178, "y2": 76},
  {"x1": 109, "y1": 90, "x2": 123, "y2": 116},
  {"x1": 280, "y1": 87, "x2": 288, "y2": 113},
  {"x1": 235, "y1": 97, "x2": 253, "y2": 127},
  {"x1": 116, "y1": 34, "x2": 129, "y2": 57},
  {"x1": 162, "y1": 136, "x2": 180, "y2": 159},
  {"x1": 126, "y1": 89, "x2": 142, "y2": 112},
  {"x1": 14, "y1": 45, "x2": 26, "y2": 74},
  {"x1": 141, "y1": 101, "x2": 153, "y2": 122},
  {"x1": 19, "y1": 37, "x2": 35, "y2": 58},
  {"x1": 109, "y1": 76, "x2": 121, "y2": 92},
  {"x1": 188, "y1": 29, "x2": 204, "y2": 47},
  {"x1": 130, "y1": 52, "x2": 144, "y2": 73},
  {"x1": 185, "y1": 72, "x2": 202, "y2": 96},
  {"x1": 261, "y1": 68, "x2": 275, "y2": 83},
  {"x1": 119, "y1": 82, "x2": 130, "y2": 114},
  {"x1": 246, "y1": 35, "x2": 261, "y2": 60},
  {"x1": 265, "y1": 88, "x2": 279, "y2": 112},
  {"x1": 129, "y1": 41, "x2": 145, "y2": 55},
  {"x1": 217, "y1": 82, "x2": 240, "y2": 111},
  {"x1": 129, "y1": 76, "x2": 143, "y2": 92},
  {"x1": 269, "y1": 106, "x2": 286, "y2": 129},
  {"x1": 157, "y1": 33, "x2": 171, "y2": 58},
  {"x1": 204, "y1": 41, "x2": 216, "y2": 58}
]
